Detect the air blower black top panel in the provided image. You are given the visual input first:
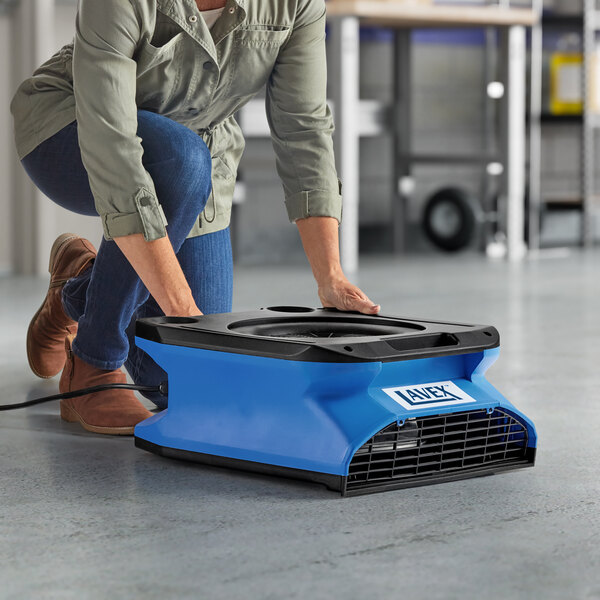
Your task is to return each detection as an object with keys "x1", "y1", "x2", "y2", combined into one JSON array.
[{"x1": 134, "y1": 306, "x2": 500, "y2": 363}]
